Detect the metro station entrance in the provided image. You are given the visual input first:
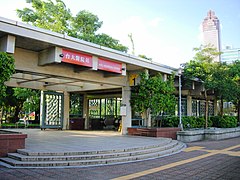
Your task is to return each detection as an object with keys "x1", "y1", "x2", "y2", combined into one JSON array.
[{"x1": 1, "y1": 17, "x2": 174, "y2": 134}]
